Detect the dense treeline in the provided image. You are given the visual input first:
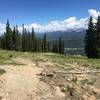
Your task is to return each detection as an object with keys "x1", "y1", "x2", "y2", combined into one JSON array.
[
  {"x1": 0, "y1": 20, "x2": 65, "y2": 54},
  {"x1": 85, "y1": 16, "x2": 100, "y2": 58}
]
